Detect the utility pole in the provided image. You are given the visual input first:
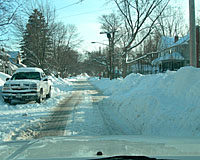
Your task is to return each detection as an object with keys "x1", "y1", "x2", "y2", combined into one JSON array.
[
  {"x1": 100, "y1": 31, "x2": 113, "y2": 80},
  {"x1": 189, "y1": 0, "x2": 197, "y2": 67},
  {"x1": 196, "y1": 26, "x2": 199, "y2": 67},
  {"x1": 108, "y1": 33, "x2": 112, "y2": 80}
]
